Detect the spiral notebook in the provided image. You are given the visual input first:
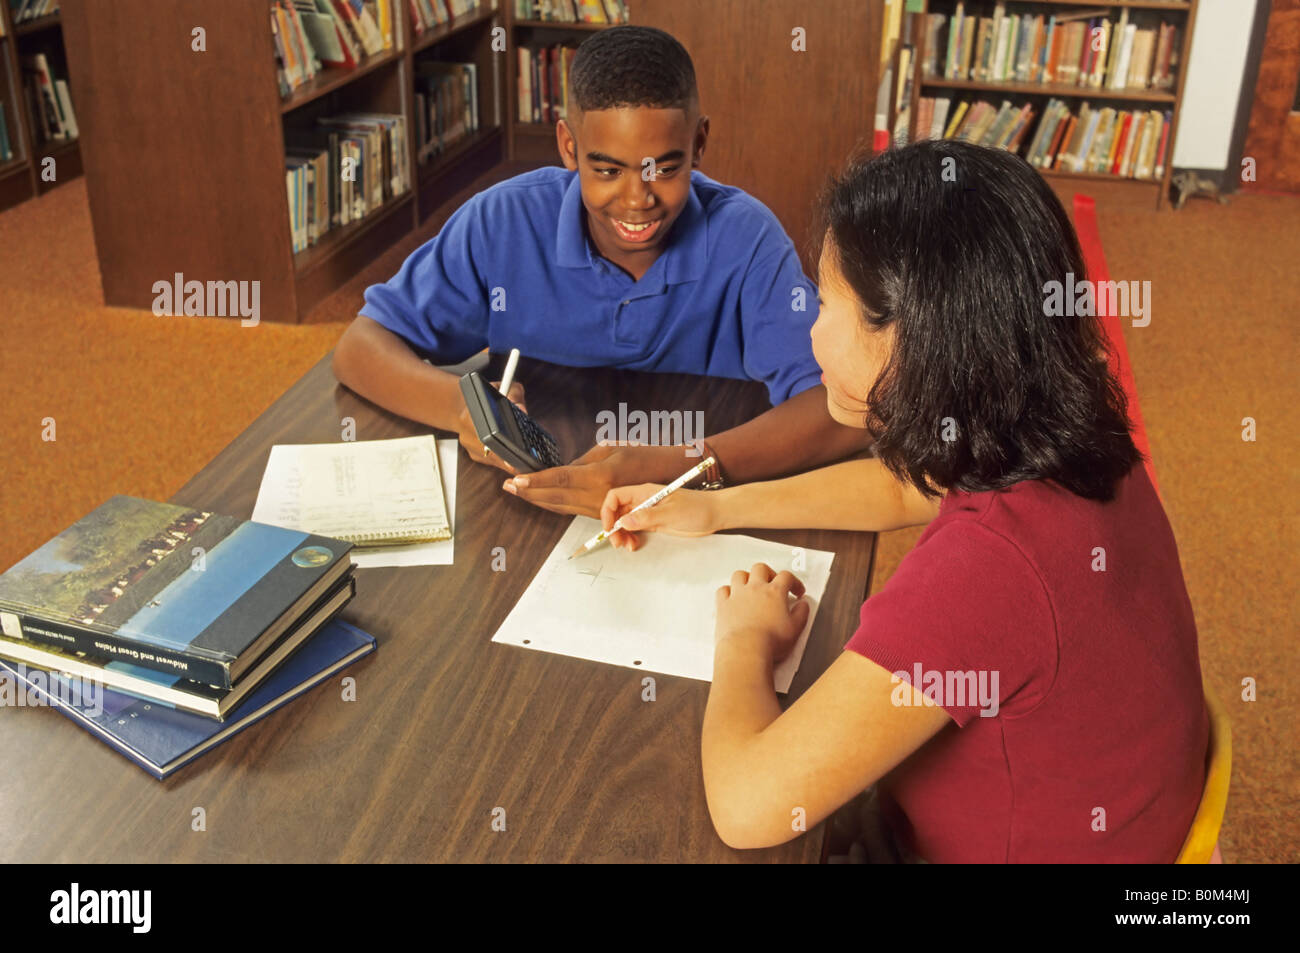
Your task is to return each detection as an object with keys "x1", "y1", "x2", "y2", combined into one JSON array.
[{"x1": 252, "y1": 435, "x2": 451, "y2": 546}]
